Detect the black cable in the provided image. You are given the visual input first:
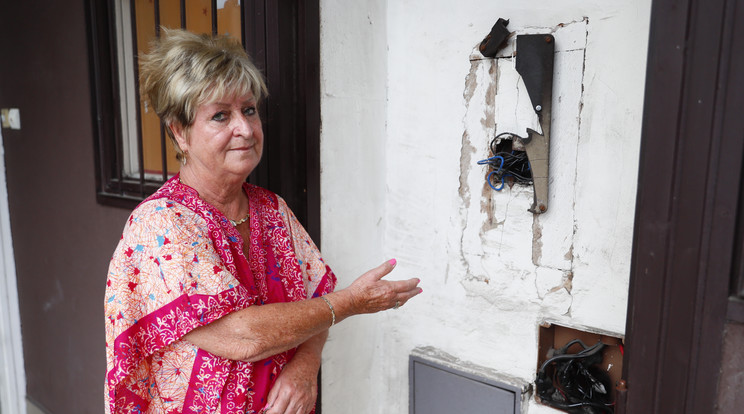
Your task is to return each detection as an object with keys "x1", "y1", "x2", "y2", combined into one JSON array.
[
  {"x1": 557, "y1": 339, "x2": 591, "y2": 354},
  {"x1": 538, "y1": 342, "x2": 604, "y2": 373},
  {"x1": 477, "y1": 132, "x2": 533, "y2": 191},
  {"x1": 536, "y1": 339, "x2": 614, "y2": 414}
]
